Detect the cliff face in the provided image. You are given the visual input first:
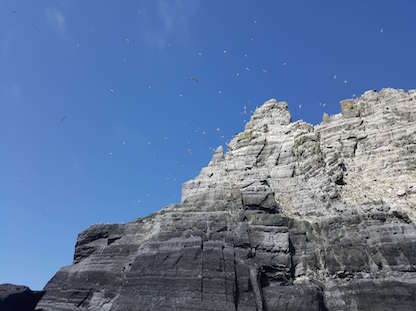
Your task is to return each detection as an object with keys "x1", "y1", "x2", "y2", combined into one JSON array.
[{"x1": 37, "y1": 88, "x2": 416, "y2": 311}]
